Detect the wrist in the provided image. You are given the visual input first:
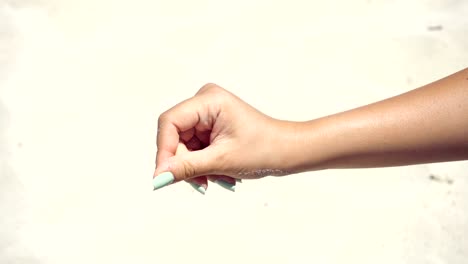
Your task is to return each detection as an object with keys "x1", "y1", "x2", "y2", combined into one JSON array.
[{"x1": 273, "y1": 118, "x2": 339, "y2": 174}]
